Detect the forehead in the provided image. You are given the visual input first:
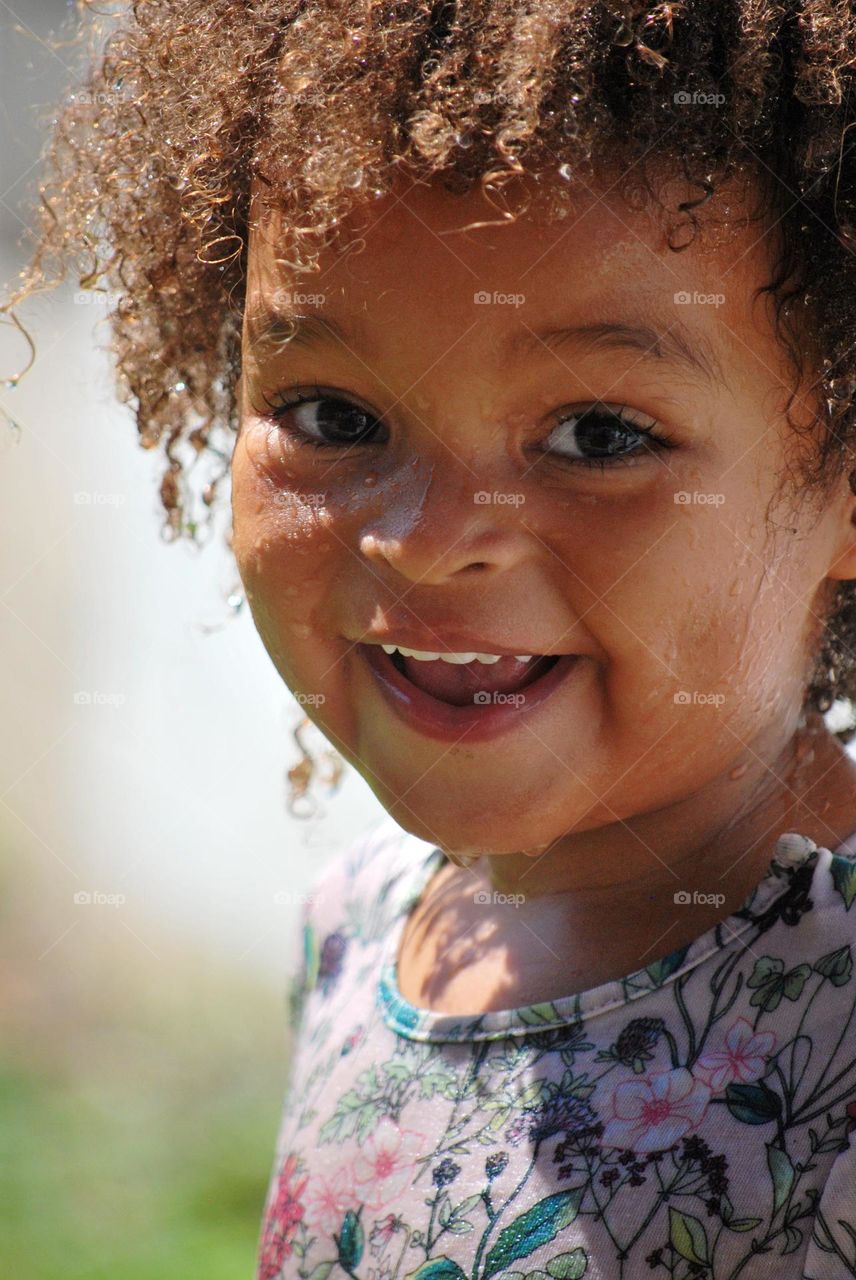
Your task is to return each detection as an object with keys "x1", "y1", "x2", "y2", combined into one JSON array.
[
  {"x1": 243, "y1": 164, "x2": 775, "y2": 386},
  {"x1": 247, "y1": 161, "x2": 764, "y2": 287}
]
